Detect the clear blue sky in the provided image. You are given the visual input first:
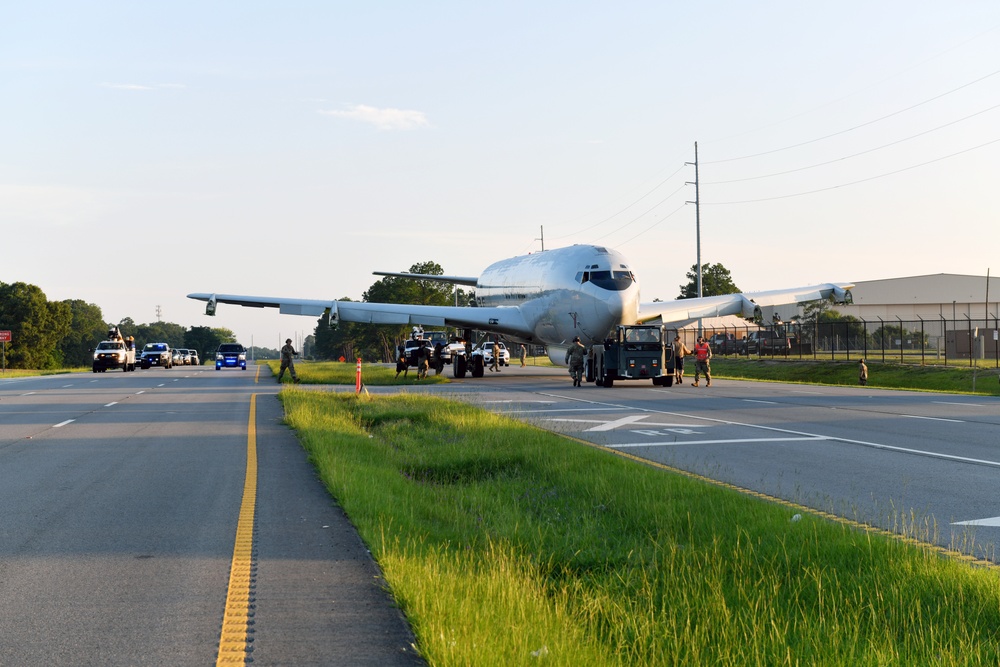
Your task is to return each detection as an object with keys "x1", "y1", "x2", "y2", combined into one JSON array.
[{"x1": 3, "y1": 2, "x2": 998, "y2": 347}]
